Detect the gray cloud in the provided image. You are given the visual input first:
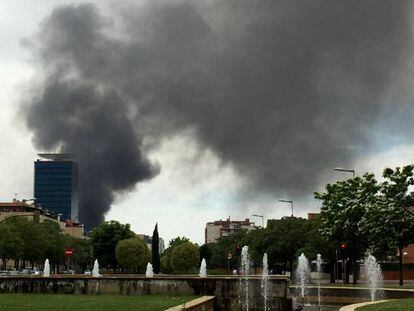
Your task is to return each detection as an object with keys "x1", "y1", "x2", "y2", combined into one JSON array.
[{"x1": 22, "y1": 0, "x2": 414, "y2": 227}]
